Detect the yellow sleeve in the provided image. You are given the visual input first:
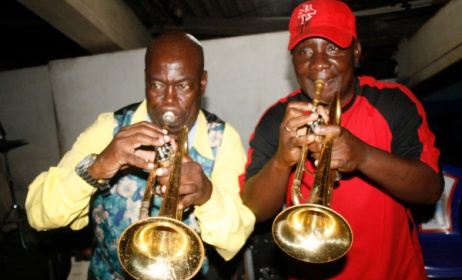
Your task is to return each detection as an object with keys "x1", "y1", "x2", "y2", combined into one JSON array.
[
  {"x1": 25, "y1": 113, "x2": 114, "y2": 231},
  {"x1": 194, "y1": 123, "x2": 256, "y2": 261}
]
